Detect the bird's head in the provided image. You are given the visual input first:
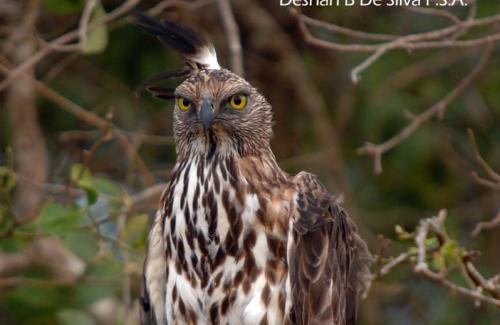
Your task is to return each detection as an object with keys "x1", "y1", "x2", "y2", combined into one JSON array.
[
  {"x1": 134, "y1": 12, "x2": 273, "y2": 158},
  {"x1": 173, "y1": 69, "x2": 272, "y2": 157}
]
